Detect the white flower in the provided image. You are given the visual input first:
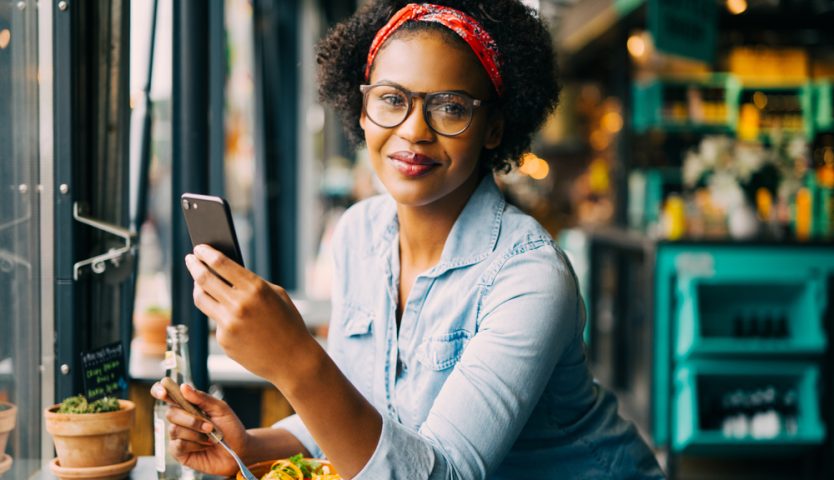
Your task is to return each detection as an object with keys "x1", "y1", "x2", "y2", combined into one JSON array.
[
  {"x1": 733, "y1": 143, "x2": 765, "y2": 183},
  {"x1": 787, "y1": 136, "x2": 808, "y2": 163},
  {"x1": 708, "y1": 172, "x2": 745, "y2": 211},
  {"x1": 699, "y1": 136, "x2": 732, "y2": 169}
]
